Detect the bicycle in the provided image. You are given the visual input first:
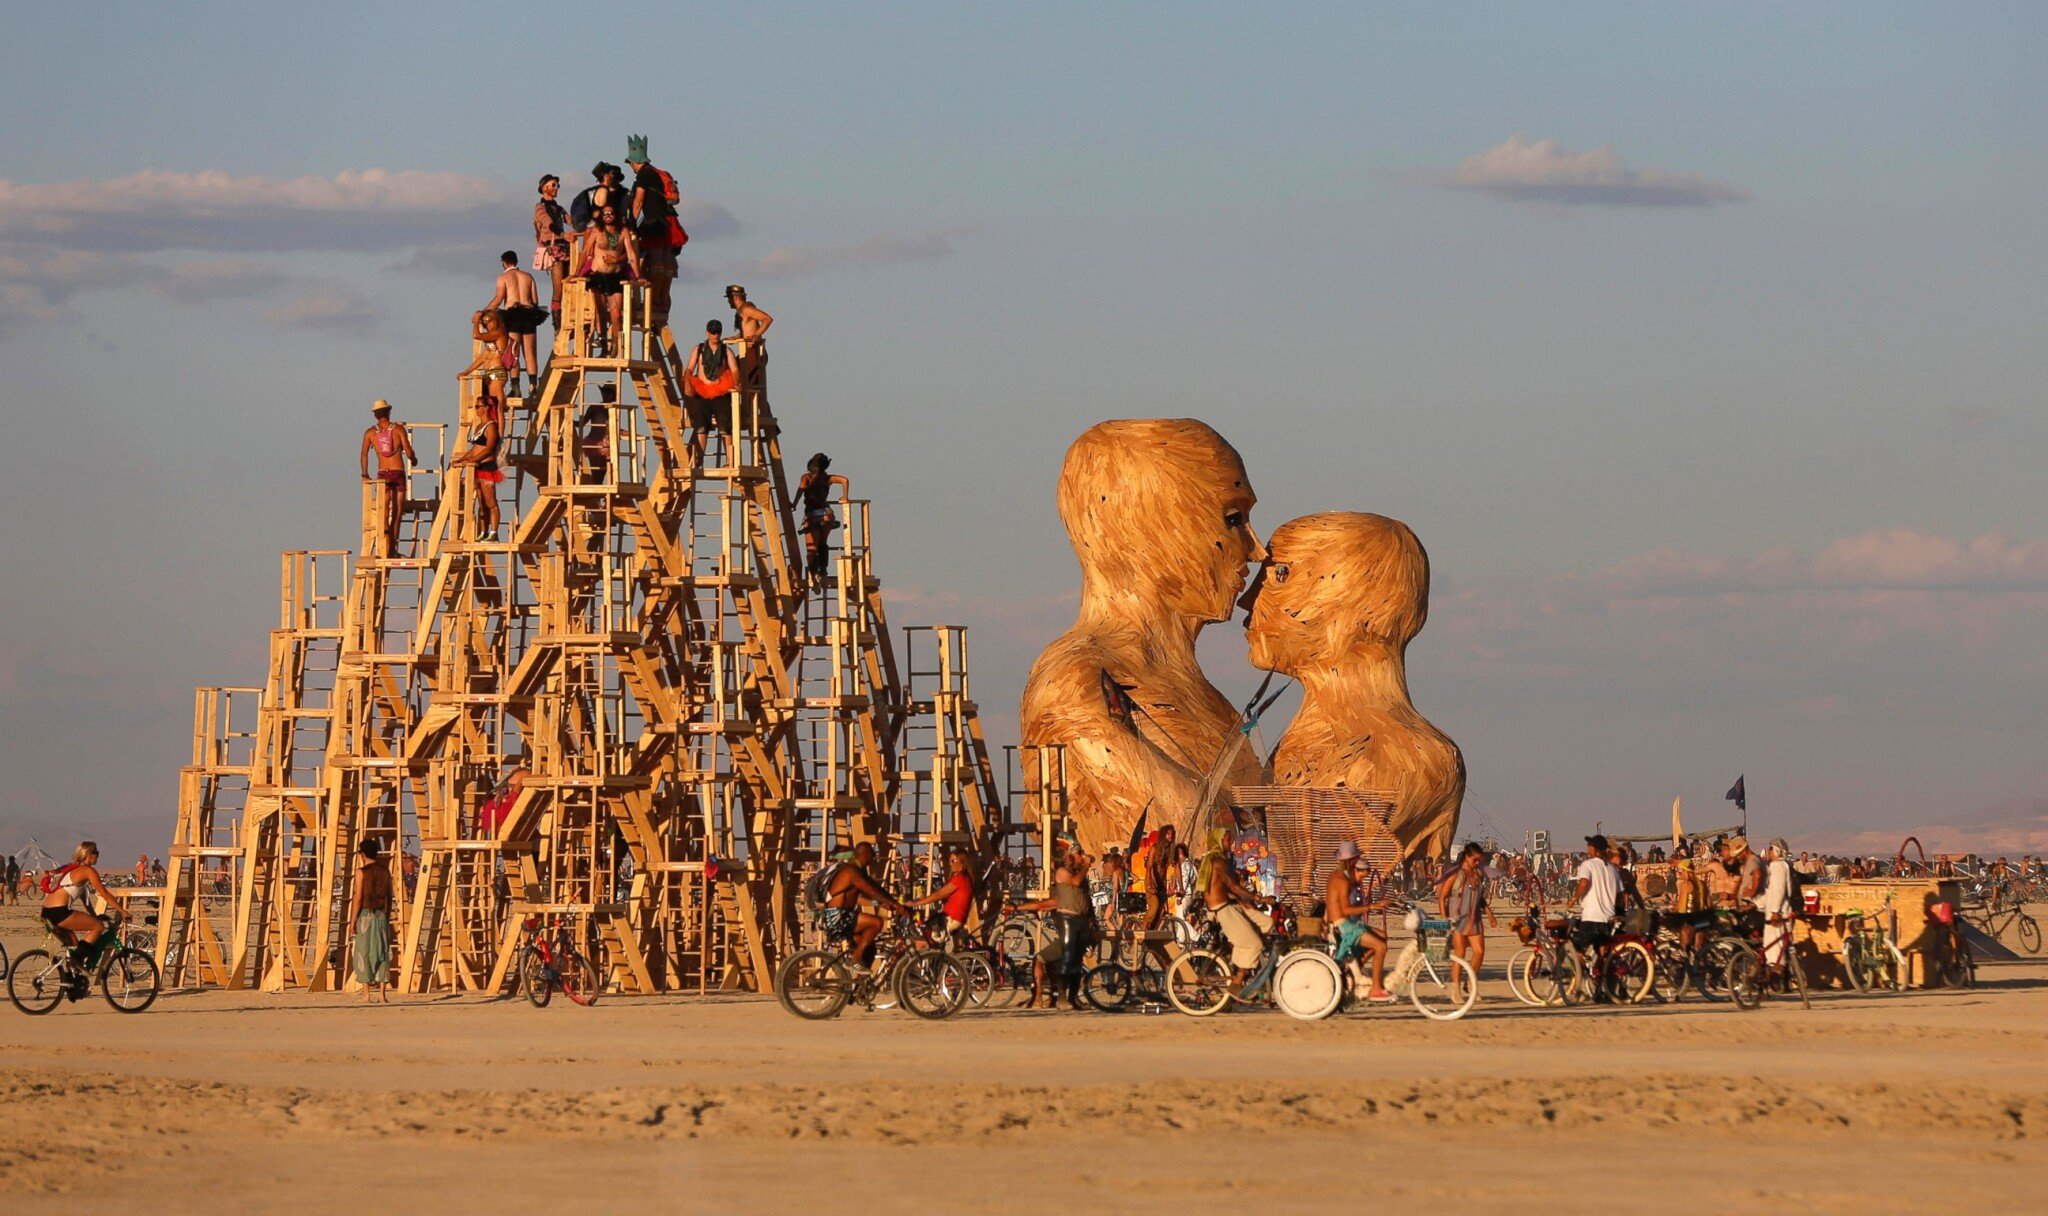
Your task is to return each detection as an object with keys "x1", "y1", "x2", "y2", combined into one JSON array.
[
  {"x1": 1839, "y1": 907, "x2": 1905, "y2": 994},
  {"x1": 1928, "y1": 900, "x2": 1976, "y2": 989},
  {"x1": 776, "y1": 915, "x2": 967, "y2": 1020},
  {"x1": 1963, "y1": 900, "x2": 2042, "y2": 955},
  {"x1": 1565, "y1": 919, "x2": 1656, "y2": 1006},
  {"x1": 1274, "y1": 908, "x2": 1477, "y2": 1021},
  {"x1": 1722, "y1": 915, "x2": 1810, "y2": 1011},
  {"x1": 1163, "y1": 903, "x2": 1298, "y2": 1016},
  {"x1": 9, "y1": 913, "x2": 160, "y2": 1015},
  {"x1": 1506, "y1": 908, "x2": 1580, "y2": 1007},
  {"x1": 514, "y1": 917, "x2": 599, "y2": 1007}
]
